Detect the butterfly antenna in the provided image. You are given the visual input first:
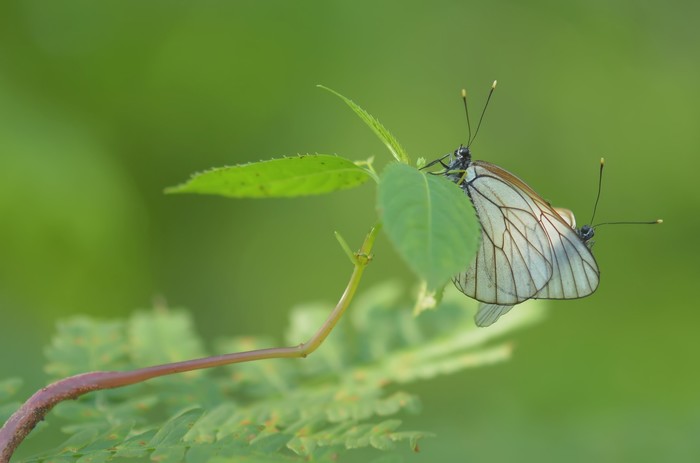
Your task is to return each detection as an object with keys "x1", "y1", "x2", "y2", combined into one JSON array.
[
  {"x1": 589, "y1": 157, "x2": 605, "y2": 225},
  {"x1": 462, "y1": 89, "x2": 472, "y2": 145},
  {"x1": 594, "y1": 219, "x2": 663, "y2": 228},
  {"x1": 589, "y1": 159, "x2": 663, "y2": 228},
  {"x1": 468, "y1": 79, "x2": 497, "y2": 147}
]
